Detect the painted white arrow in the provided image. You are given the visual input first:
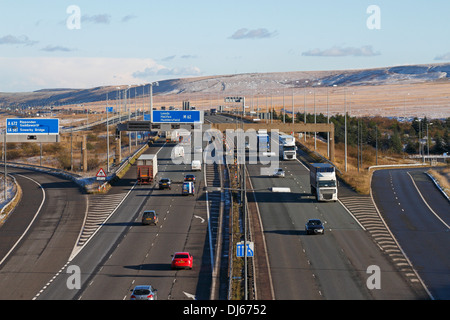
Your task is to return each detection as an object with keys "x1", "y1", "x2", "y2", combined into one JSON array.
[
  {"x1": 194, "y1": 215, "x2": 205, "y2": 223},
  {"x1": 183, "y1": 291, "x2": 196, "y2": 300}
]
